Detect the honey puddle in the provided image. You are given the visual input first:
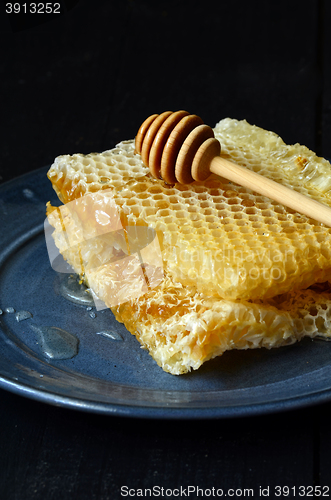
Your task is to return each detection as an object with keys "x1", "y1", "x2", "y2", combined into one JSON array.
[
  {"x1": 59, "y1": 274, "x2": 95, "y2": 307},
  {"x1": 30, "y1": 325, "x2": 79, "y2": 360},
  {"x1": 96, "y1": 330, "x2": 123, "y2": 341}
]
